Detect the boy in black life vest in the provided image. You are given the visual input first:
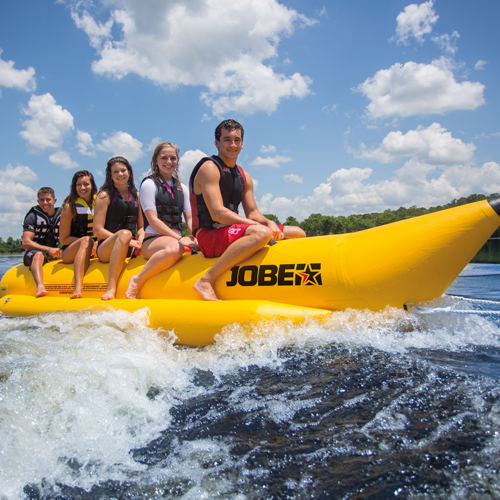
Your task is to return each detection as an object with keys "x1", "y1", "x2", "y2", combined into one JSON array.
[
  {"x1": 189, "y1": 119, "x2": 306, "y2": 300},
  {"x1": 21, "y1": 187, "x2": 62, "y2": 297}
]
